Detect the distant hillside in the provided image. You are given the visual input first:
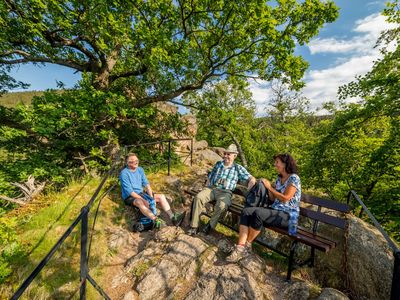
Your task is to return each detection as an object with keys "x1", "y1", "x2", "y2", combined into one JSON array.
[{"x1": 0, "y1": 91, "x2": 44, "y2": 107}]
